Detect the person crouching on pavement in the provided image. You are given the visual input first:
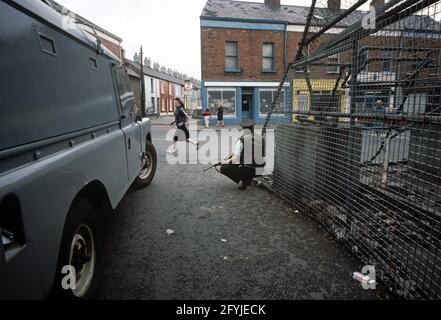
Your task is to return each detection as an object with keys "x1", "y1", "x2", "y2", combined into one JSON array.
[
  {"x1": 167, "y1": 97, "x2": 199, "y2": 155},
  {"x1": 217, "y1": 119, "x2": 266, "y2": 190}
]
